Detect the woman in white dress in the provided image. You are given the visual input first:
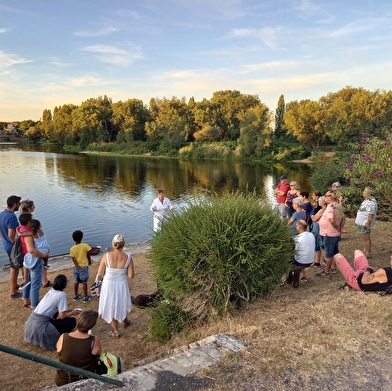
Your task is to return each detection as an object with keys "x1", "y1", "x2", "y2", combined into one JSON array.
[{"x1": 97, "y1": 234, "x2": 134, "y2": 338}]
